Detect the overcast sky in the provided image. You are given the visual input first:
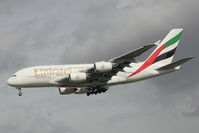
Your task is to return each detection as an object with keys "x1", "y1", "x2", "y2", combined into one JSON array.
[{"x1": 0, "y1": 0, "x2": 199, "y2": 133}]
